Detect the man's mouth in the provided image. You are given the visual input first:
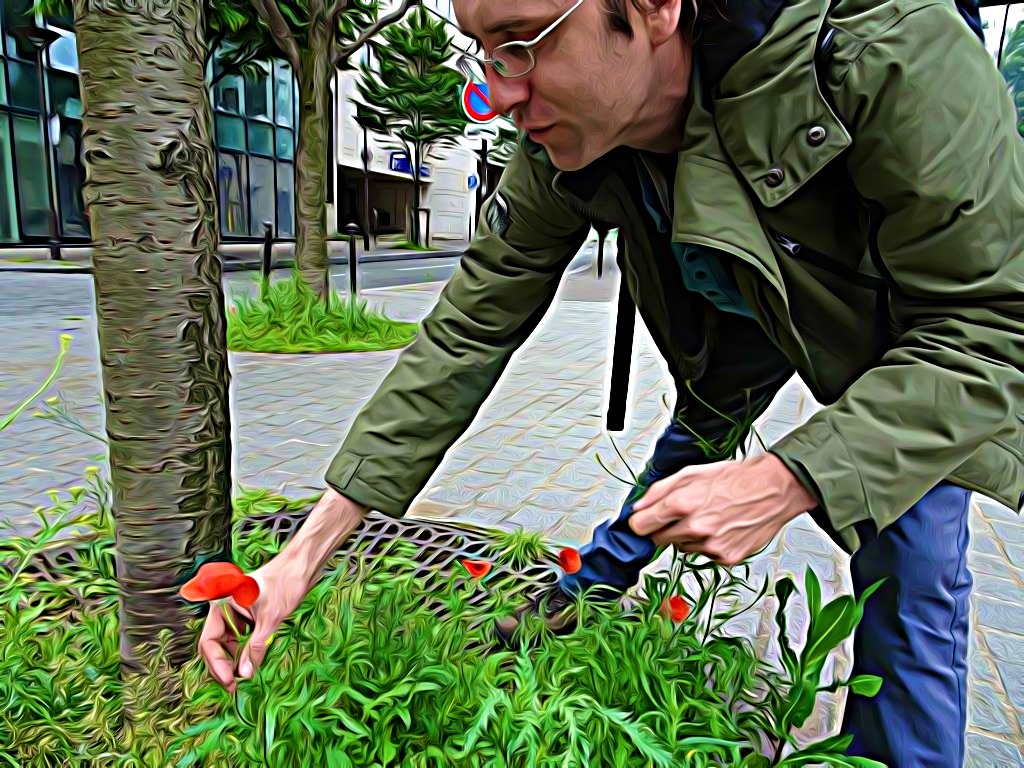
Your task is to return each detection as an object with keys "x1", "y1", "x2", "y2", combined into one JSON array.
[{"x1": 524, "y1": 124, "x2": 555, "y2": 139}]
